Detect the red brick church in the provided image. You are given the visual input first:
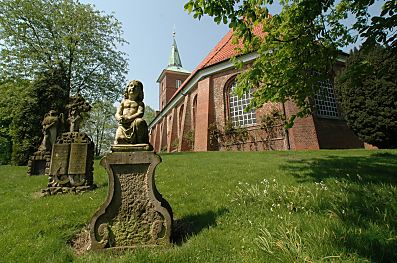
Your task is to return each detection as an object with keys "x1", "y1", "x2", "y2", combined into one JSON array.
[{"x1": 148, "y1": 30, "x2": 364, "y2": 152}]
